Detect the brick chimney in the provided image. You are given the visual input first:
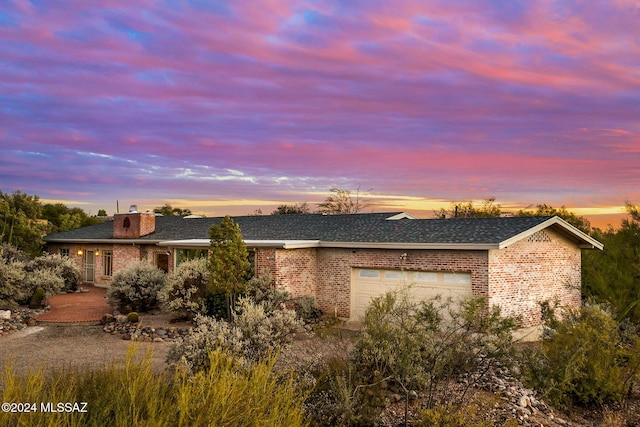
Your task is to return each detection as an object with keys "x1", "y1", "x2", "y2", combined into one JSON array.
[{"x1": 113, "y1": 211, "x2": 156, "y2": 238}]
